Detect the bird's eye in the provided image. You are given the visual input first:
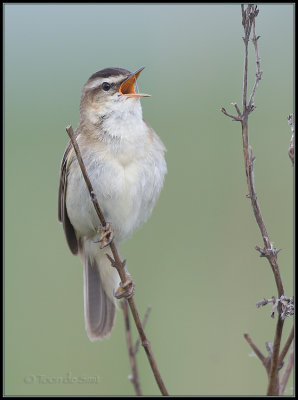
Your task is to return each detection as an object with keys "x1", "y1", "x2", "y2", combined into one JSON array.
[{"x1": 102, "y1": 82, "x2": 111, "y2": 91}]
